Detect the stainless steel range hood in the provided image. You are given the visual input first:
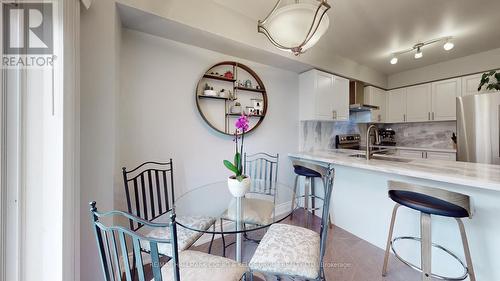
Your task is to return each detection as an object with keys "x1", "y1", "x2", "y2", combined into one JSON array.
[{"x1": 349, "y1": 81, "x2": 379, "y2": 112}]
